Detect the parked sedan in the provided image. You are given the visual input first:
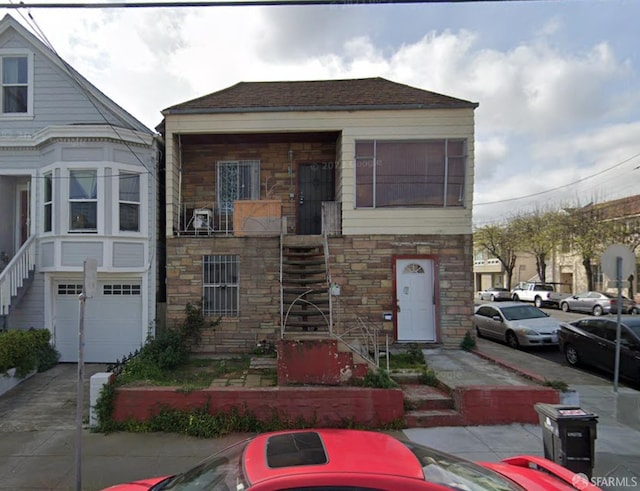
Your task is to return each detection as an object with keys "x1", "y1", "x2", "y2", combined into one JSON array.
[
  {"x1": 474, "y1": 302, "x2": 560, "y2": 349},
  {"x1": 102, "y1": 428, "x2": 600, "y2": 491},
  {"x1": 558, "y1": 316, "x2": 640, "y2": 383},
  {"x1": 478, "y1": 286, "x2": 512, "y2": 301},
  {"x1": 560, "y1": 291, "x2": 637, "y2": 316}
]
